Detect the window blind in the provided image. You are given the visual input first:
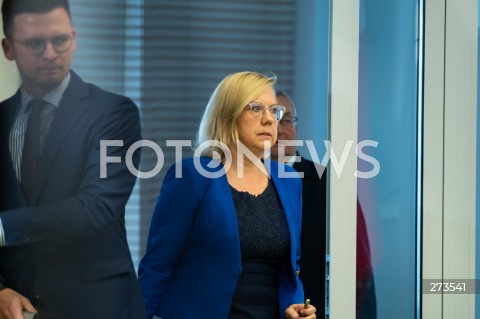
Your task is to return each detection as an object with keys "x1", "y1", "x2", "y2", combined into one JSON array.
[
  {"x1": 140, "y1": 0, "x2": 296, "y2": 257},
  {"x1": 69, "y1": 0, "x2": 295, "y2": 268}
]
